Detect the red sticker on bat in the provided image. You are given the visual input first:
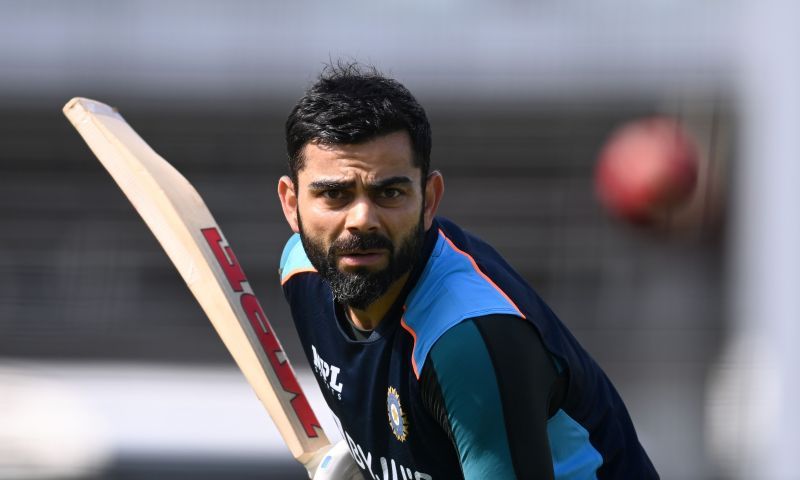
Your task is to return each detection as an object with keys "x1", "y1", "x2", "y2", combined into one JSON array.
[{"x1": 202, "y1": 227, "x2": 321, "y2": 438}]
